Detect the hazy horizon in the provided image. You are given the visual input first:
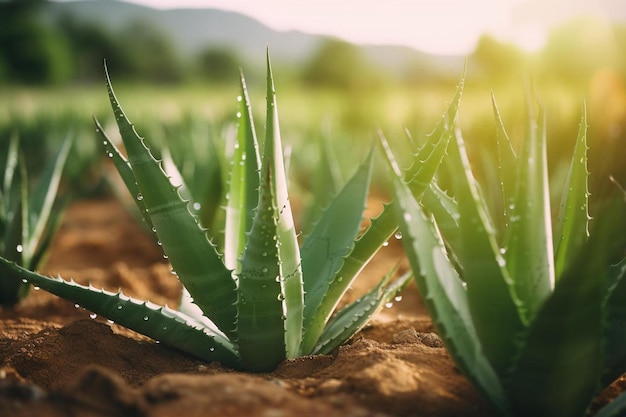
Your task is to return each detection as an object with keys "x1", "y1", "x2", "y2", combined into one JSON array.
[{"x1": 53, "y1": 0, "x2": 626, "y2": 55}]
